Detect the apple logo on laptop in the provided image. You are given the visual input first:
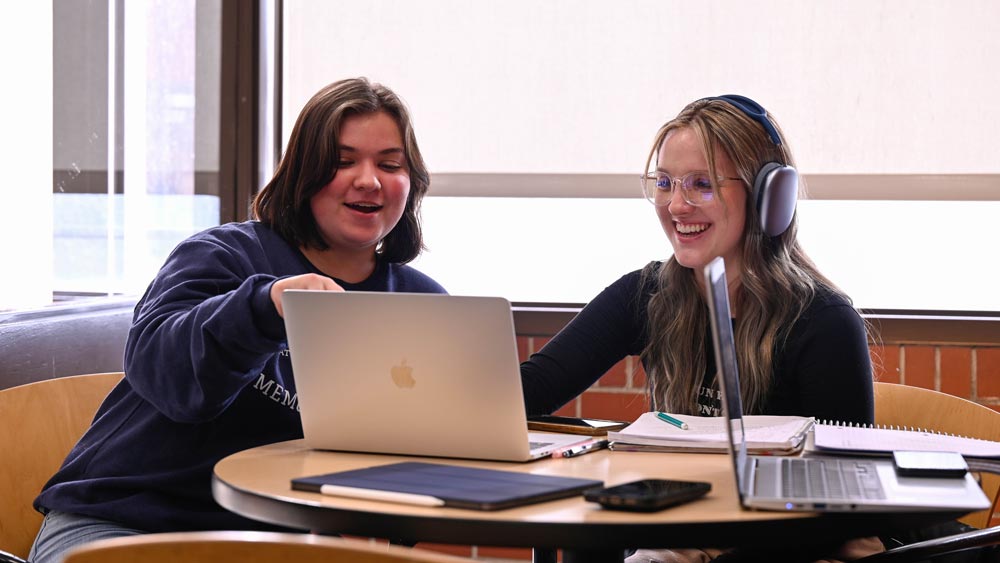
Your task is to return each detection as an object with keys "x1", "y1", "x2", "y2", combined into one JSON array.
[{"x1": 390, "y1": 359, "x2": 416, "y2": 388}]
